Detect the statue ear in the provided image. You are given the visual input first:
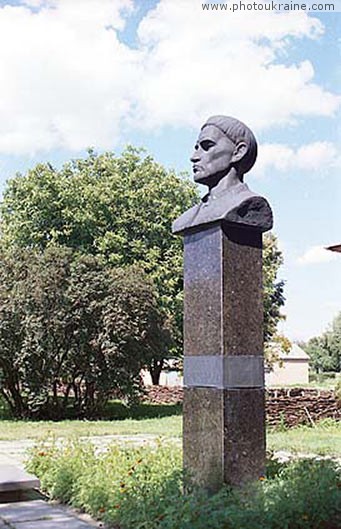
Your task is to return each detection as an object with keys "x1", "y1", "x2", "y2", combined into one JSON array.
[{"x1": 231, "y1": 141, "x2": 247, "y2": 164}]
